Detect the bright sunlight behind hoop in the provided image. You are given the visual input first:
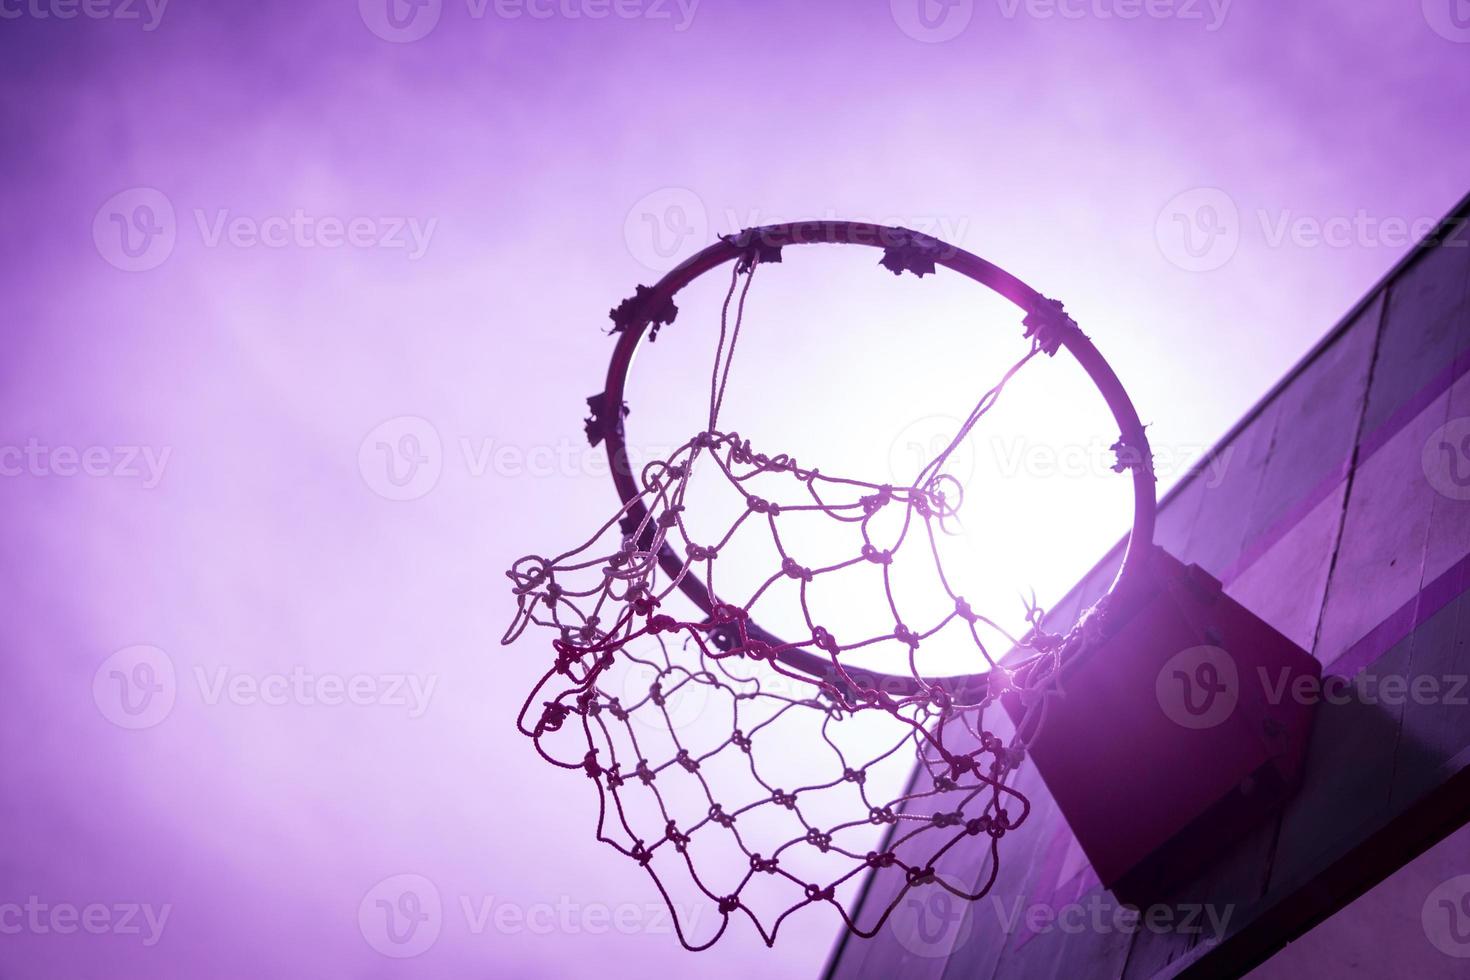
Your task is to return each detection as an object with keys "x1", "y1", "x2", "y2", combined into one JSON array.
[{"x1": 615, "y1": 235, "x2": 1138, "y2": 678}]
